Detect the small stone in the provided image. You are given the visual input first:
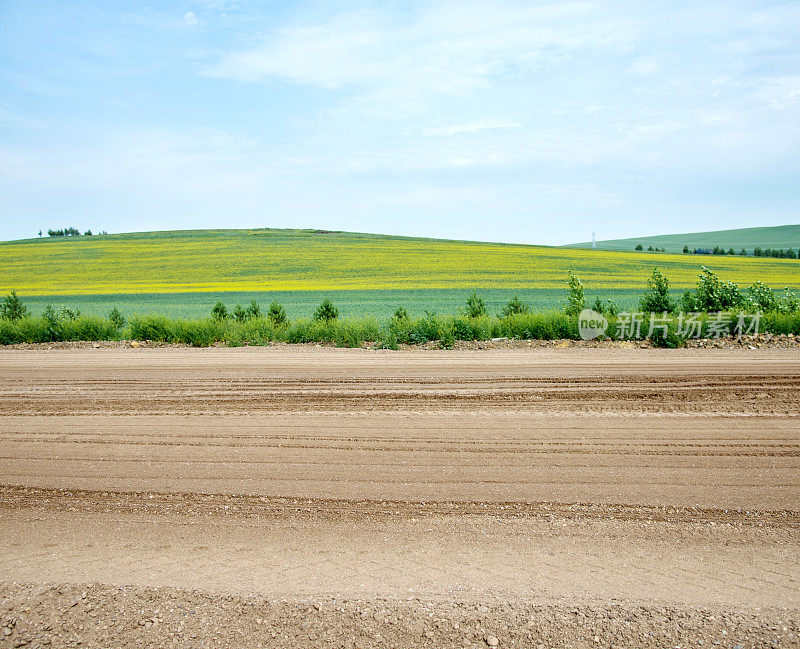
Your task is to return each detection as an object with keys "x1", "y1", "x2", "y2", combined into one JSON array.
[
  {"x1": 425, "y1": 630, "x2": 435, "y2": 639},
  {"x1": 485, "y1": 635, "x2": 499, "y2": 647}
]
